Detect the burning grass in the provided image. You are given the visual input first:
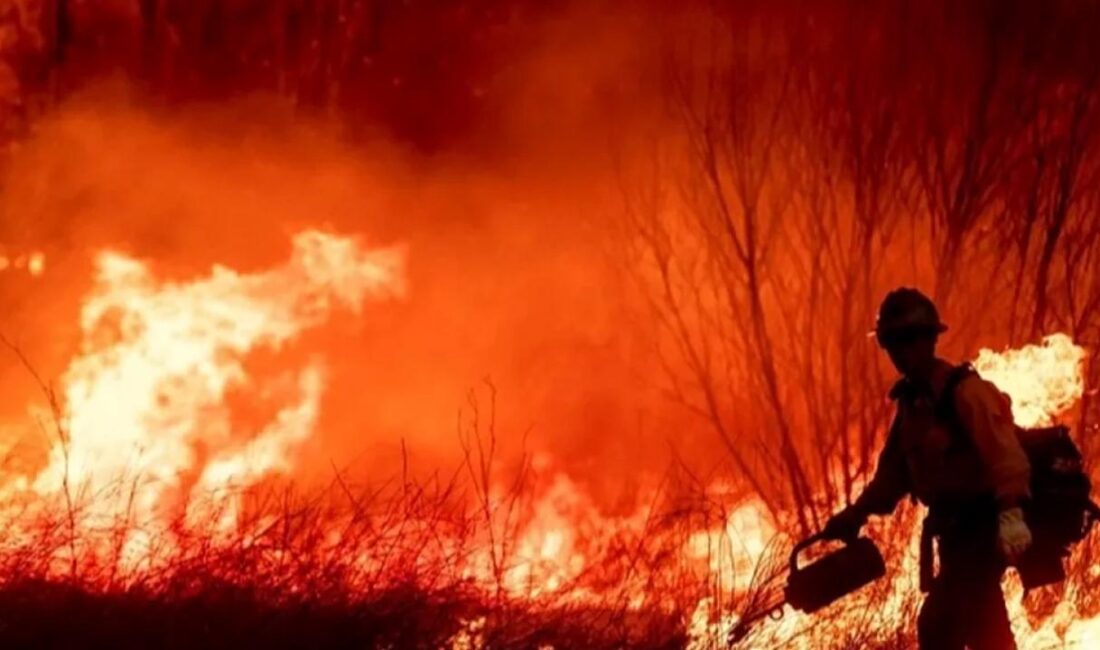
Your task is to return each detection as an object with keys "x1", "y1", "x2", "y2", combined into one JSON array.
[
  {"x1": 0, "y1": 356, "x2": 905, "y2": 648},
  {"x1": 0, "y1": 481, "x2": 872, "y2": 649},
  {"x1": 8, "y1": 455, "x2": 1100, "y2": 649},
  {"x1": 0, "y1": 451, "x2": 721, "y2": 649}
]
